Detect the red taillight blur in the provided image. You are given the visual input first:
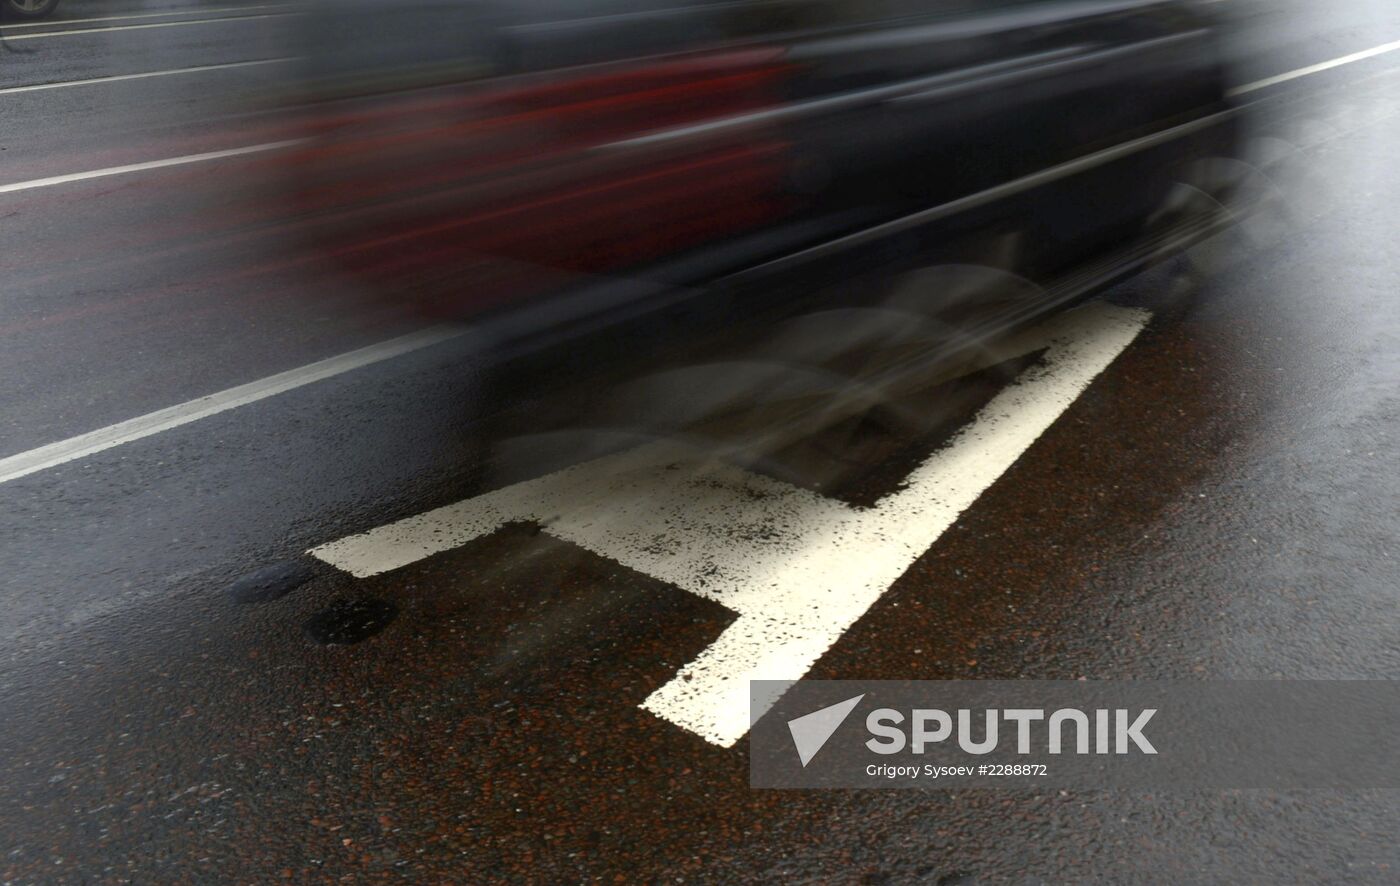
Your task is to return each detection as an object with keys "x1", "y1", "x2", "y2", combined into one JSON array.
[{"x1": 283, "y1": 49, "x2": 797, "y2": 316}]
